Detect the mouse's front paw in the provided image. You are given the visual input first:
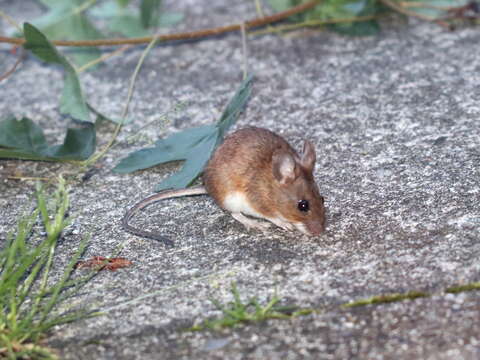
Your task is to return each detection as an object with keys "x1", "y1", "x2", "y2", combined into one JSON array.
[
  {"x1": 231, "y1": 212, "x2": 271, "y2": 231},
  {"x1": 267, "y1": 217, "x2": 294, "y2": 232}
]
